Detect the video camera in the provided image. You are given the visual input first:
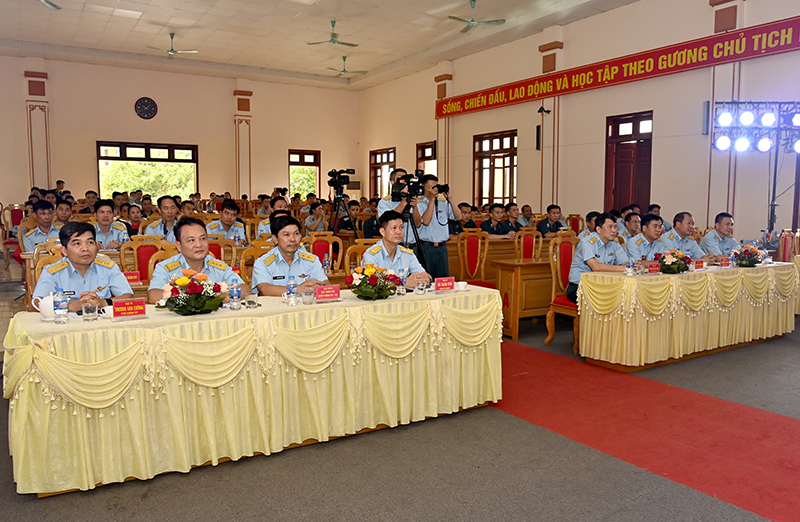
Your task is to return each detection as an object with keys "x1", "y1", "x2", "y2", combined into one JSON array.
[
  {"x1": 327, "y1": 169, "x2": 354, "y2": 197},
  {"x1": 391, "y1": 171, "x2": 425, "y2": 202}
]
